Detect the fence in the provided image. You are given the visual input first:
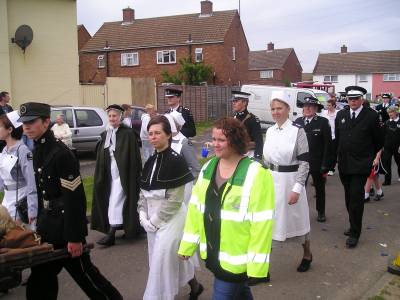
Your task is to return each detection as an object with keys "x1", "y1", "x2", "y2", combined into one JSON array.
[{"x1": 156, "y1": 85, "x2": 240, "y2": 122}]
